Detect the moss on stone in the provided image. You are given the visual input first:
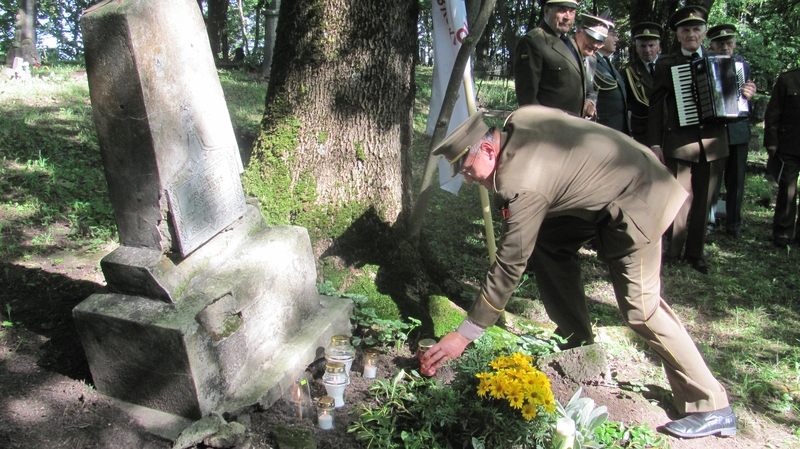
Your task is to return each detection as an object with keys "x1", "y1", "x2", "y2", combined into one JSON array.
[
  {"x1": 428, "y1": 295, "x2": 466, "y2": 338},
  {"x1": 272, "y1": 425, "x2": 315, "y2": 449}
]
